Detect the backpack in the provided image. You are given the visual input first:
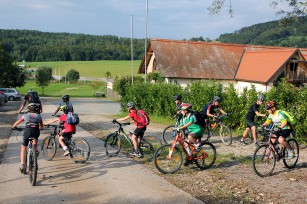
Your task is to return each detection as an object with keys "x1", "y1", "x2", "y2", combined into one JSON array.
[
  {"x1": 136, "y1": 110, "x2": 150, "y2": 126},
  {"x1": 67, "y1": 112, "x2": 80, "y2": 125},
  {"x1": 280, "y1": 110, "x2": 297, "y2": 126},
  {"x1": 27, "y1": 91, "x2": 40, "y2": 103},
  {"x1": 202, "y1": 102, "x2": 211, "y2": 116},
  {"x1": 192, "y1": 111, "x2": 206, "y2": 127}
]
